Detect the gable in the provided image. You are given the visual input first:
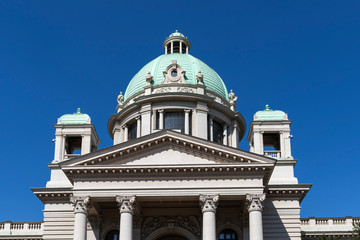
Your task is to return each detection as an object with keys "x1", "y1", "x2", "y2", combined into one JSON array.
[{"x1": 59, "y1": 130, "x2": 275, "y2": 168}]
